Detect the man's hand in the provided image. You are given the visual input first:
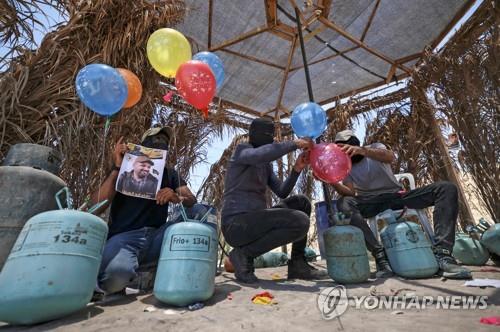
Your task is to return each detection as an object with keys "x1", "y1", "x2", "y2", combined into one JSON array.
[
  {"x1": 156, "y1": 188, "x2": 181, "y2": 205},
  {"x1": 294, "y1": 138, "x2": 314, "y2": 151},
  {"x1": 294, "y1": 151, "x2": 310, "y2": 172},
  {"x1": 337, "y1": 143, "x2": 365, "y2": 157},
  {"x1": 113, "y1": 136, "x2": 128, "y2": 168}
]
